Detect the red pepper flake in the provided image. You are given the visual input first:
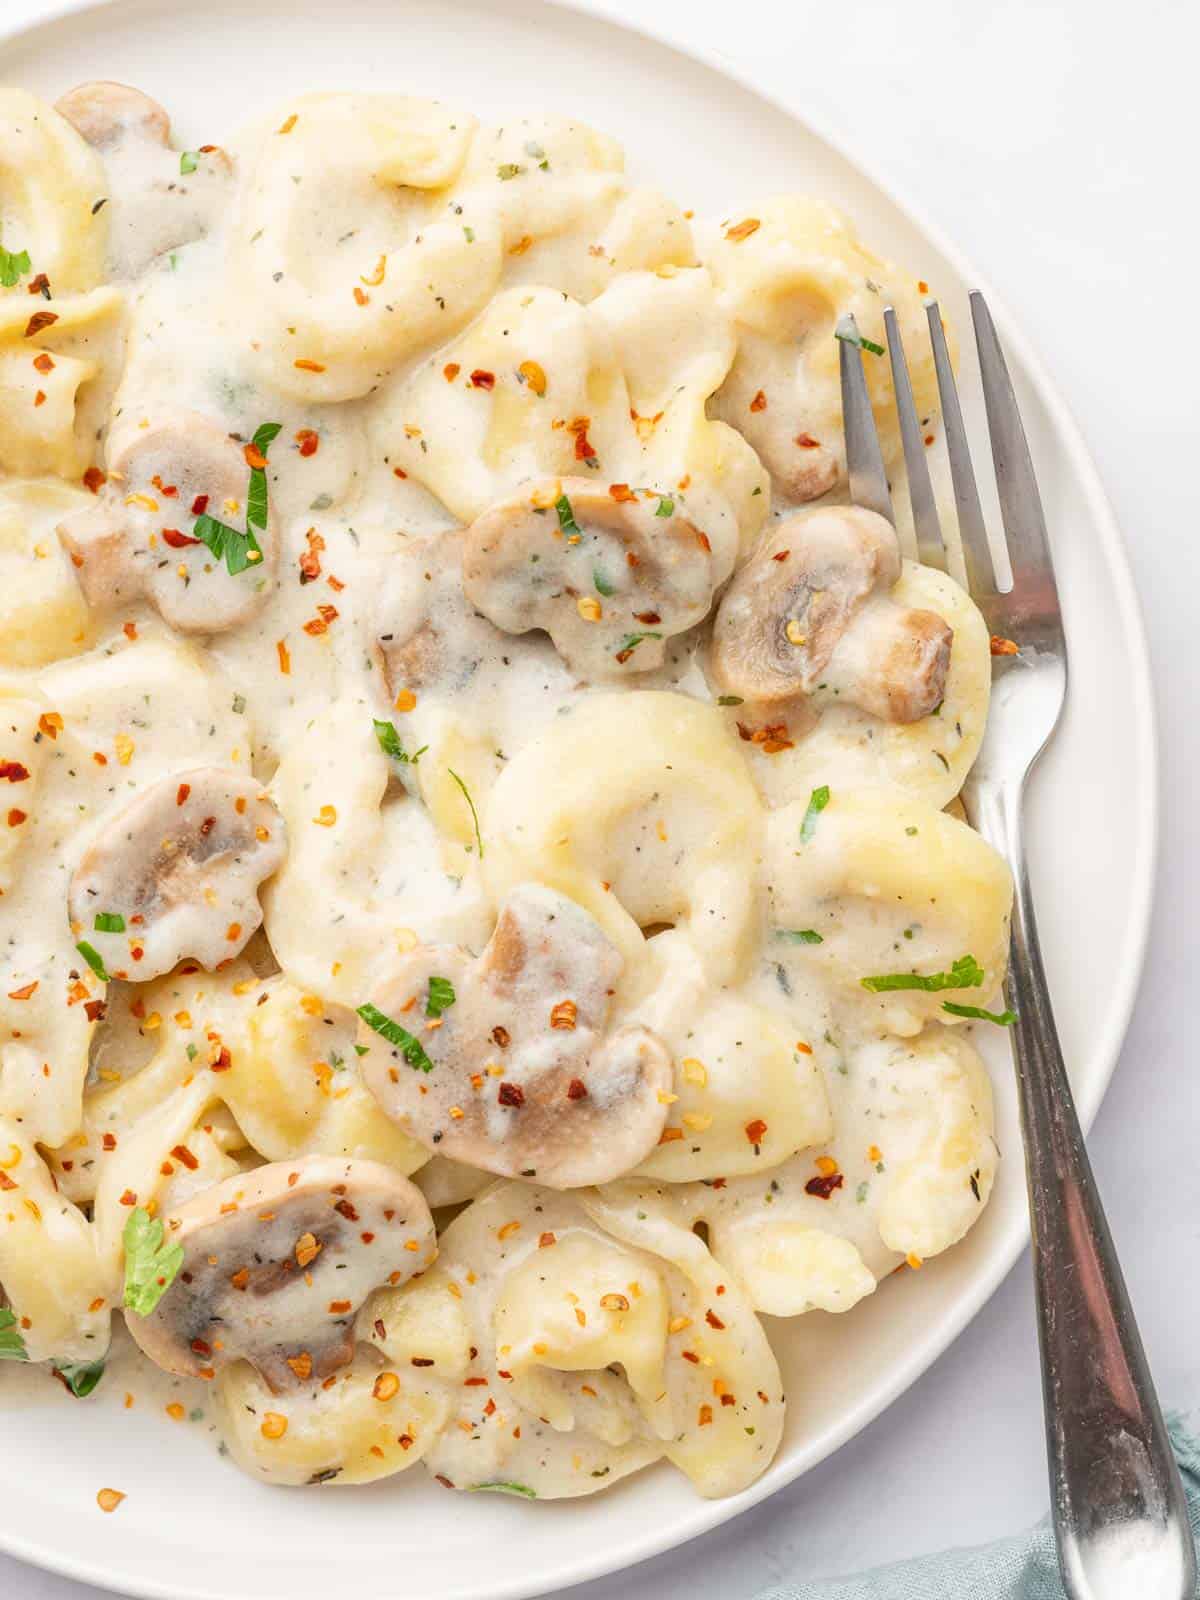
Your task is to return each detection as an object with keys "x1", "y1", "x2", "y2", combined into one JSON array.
[
  {"x1": 0, "y1": 763, "x2": 29, "y2": 783},
  {"x1": 0, "y1": 1172, "x2": 16, "y2": 1191},
  {"x1": 410, "y1": 1357, "x2": 435, "y2": 1368},
  {"x1": 176, "y1": 782, "x2": 191, "y2": 806},
  {"x1": 443, "y1": 362, "x2": 461, "y2": 383},
  {"x1": 84, "y1": 999, "x2": 106, "y2": 1022},
  {"x1": 243, "y1": 442, "x2": 268, "y2": 471},
  {"x1": 82, "y1": 466, "x2": 107, "y2": 494},
  {"x1": 745, "y1": 1118, "x2": 768, "y2": 1146},
  {"x1": 566, "y1": 1078, "x2": 588, "y2": 1100},
  {"x1": 550, "y1": 999, "x2": 577, "y2": 1031},
  {"x1": 804, "y1": 1171, "x2": 844, "y2": 1199},
  {"x1": 101, "y1": 1132, "x2": 117, "y2": 1152},
  {"x1": 118, "y1": 1189, "x2": 137, "y2": 1207},
  {"x1": 568, "y1": 416, "x2": 596, "y2": 461},
  {"x1": 681, "y1": 1350, "x2": 700, "y2": 1364},
  {"x1": 705, "y1": 1309, "x2": 726, "y2": 1330},
  {"x1": 335, "y1": 1198, "x2": 360, "y2": 1221},
  {"x1": 724, "y1": 218, "x2": 761, "y2": 242},
  {"x1": 353, "y1": 286, "x2": 369, "y2": 306},
  {"x1": 469, "y1": 369, "x2": 495, "y2": 390},
  {"x1": 295, "y1": 428, "x2": 319, "y2": 457},
  {"x1": 299, "y1": 528, "x2": 325, "y2": 584},
  {"x1": 277, "y1": 639, "x2": 291, "y2": 675},
  {"x1": 294, "y1": 359, "x2": 326, "y2": 373},
  {"x1": 538, "y1": 1231, "x2": 556, "y2": 1248},
  {"x1": 609, "y1": 483, "x2": 636, "y2": 503},
  {"x1": 434, "y1": 1475, "x2": 455, "y2": 1490},
  {"x1": 771, "y1": 549, "x2": 790, "y2": 563},
  {"x1": 796, "y1": 433, "x2": 821, "y2": 450},
  {"x1": 33, "y1": 389, "x2": 46, "y2": 407},
  {"x1": 151, "y1": 475, "x2": 178, "y2": 497},
  {"x1": 918, "y1": 280, "x2": 930, "y2": 295},
  {"x1": 26, "y1": 273, "x2": 50, "y2": 297},
  {"x1": 392, "y1": 467, "x2": 408, "y2": 480},
  {"x1": 171, "y1": 1144, "x2": 199, "y2": 1171},
  {"x1": 735, "y1": 722, "x2": 793, "y2": 755},
  {"x1": 695, "y1": 530, "x2": 711, "y2": 552},
  {"x1": 463, "y1": 1376, "x2": 488, "y2": 1387},
  {"x1": 633, "y1": 610, "x2": 661, "y2": 625},
  {"x1": 32, "y1": 352, "x2": 55, "y2": 374},
  {"x1": 7, "y1": 809, "x2": 26, "y2": 828},
  {"x1": 38, "y1": 712, "x2": 63, "y2": 739},
  {"x1": 162, "y1": 527, "x2": 200, "y2": 548},
  {"x1": 990, "y1": 635, "x2": 1019, "y2": 657},
  {"x1": 7, "y1": 980, "x2": 37, "y2": 1000},
  {"x1": 490, "y1": 1025, "x2": 510, "y2": 1048},
  {"x1": 749, "y1": 390, "x2": 767, "y2": 413},
  {"x1": 498, "y1": 1081, "x2": 525, "y2": 1108},
  {"x1": 211, "y1": 1046, "x2": 233, "y2": 1072},
  {"x1": 190, "y1": 493, "x2": 209, "y2": 516},
  {"x1": 24, "y1": 310, "x2": 58, "y2": 338},
  {"x1": 328, "y1": 1300, "x2": 352, "y2": 1314}
]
